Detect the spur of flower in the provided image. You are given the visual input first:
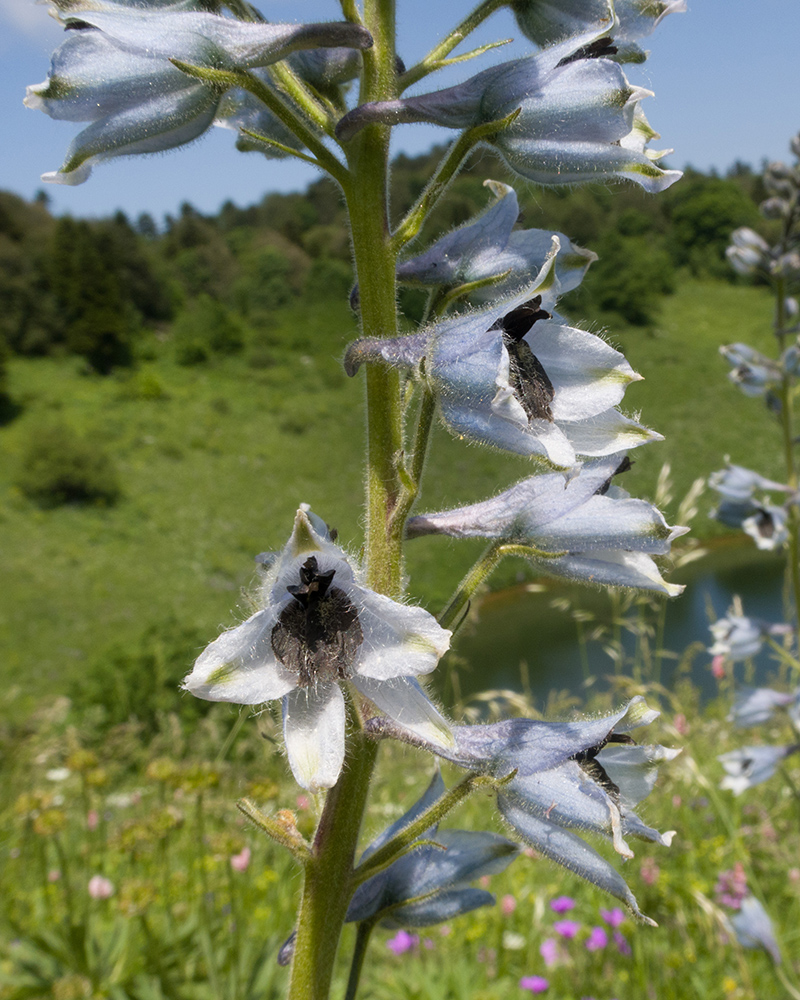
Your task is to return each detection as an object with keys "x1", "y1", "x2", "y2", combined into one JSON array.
[
  {"x1": 407, "y1": 453, "x2": 686, "y2": 595},
  {"x1": 337, "y1": 28, "x2": 680, "y2": 193},
  {"x1": 182, "y1": 506, "x2": 452, "y2": 792},
  {"x1": 346, "y1": 265, "x2": 659, "y2": 470},
  {"x1": 25, "y1": 3, "x2": 372, "y2": 184},
  {"x1": 367, "y1": 697, "x2": 679, "y2": 922}
]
